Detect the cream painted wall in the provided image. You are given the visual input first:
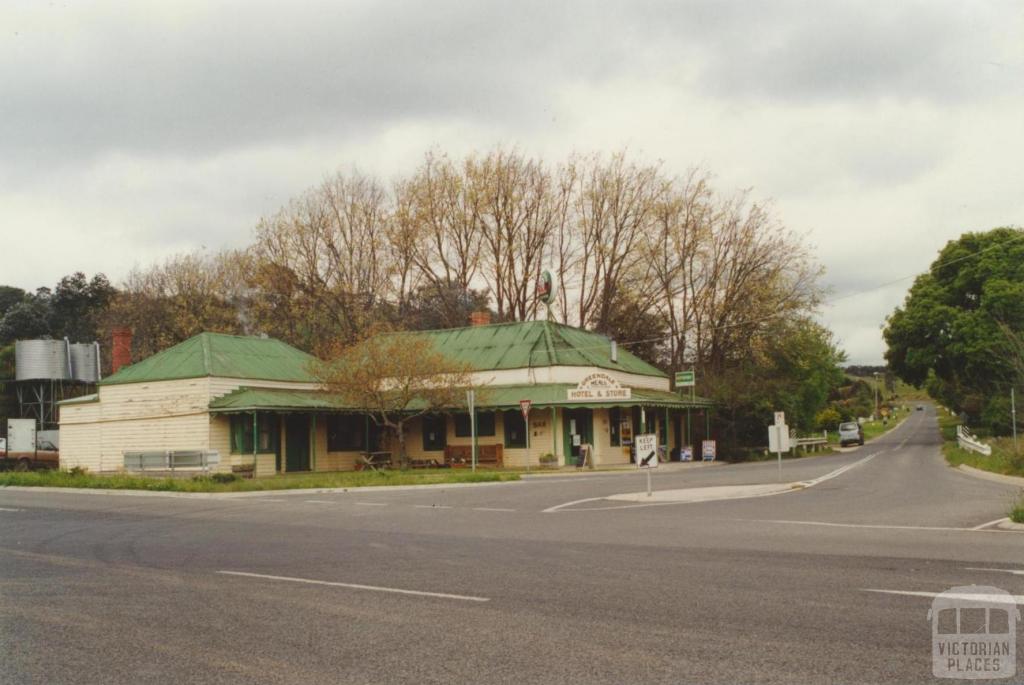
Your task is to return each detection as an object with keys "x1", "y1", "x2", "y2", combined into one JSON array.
[{"x1": 467, "y1": 366, "x2": 668, "y2": 391}]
